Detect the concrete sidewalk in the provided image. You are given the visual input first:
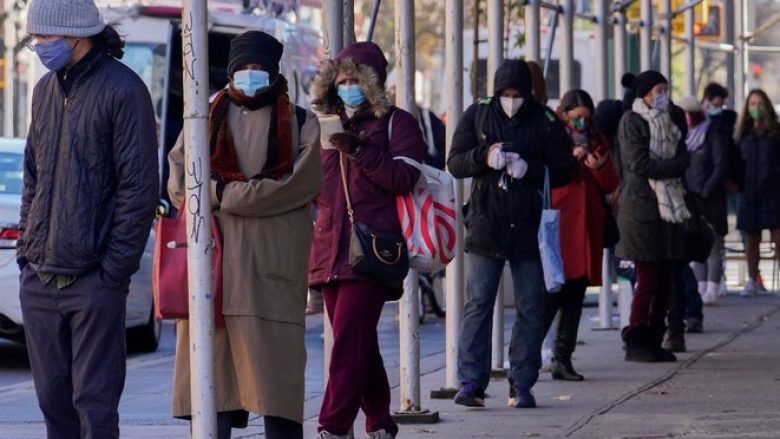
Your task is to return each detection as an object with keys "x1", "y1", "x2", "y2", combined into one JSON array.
[
  {"x1": 0, "y1": 293, "x2": 778, "y2": 438},
  {"x1": 302, "y1": 294, "x2": 780, "y2": 439}
]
